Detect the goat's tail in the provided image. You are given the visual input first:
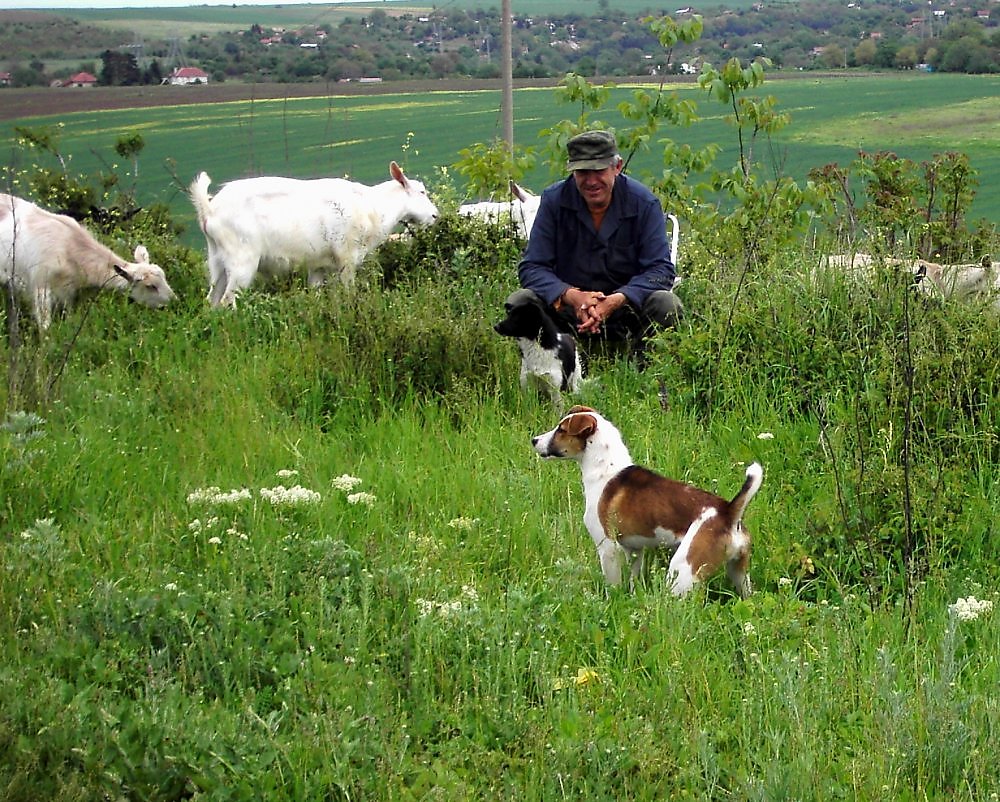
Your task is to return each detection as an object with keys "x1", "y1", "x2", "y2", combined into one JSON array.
[
  {"x1": 727, "y1": 462, "x2": 763, "y2": 523},
  {"x1": 188, "y1": 171, "x2": 213, "y2": 230}
]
